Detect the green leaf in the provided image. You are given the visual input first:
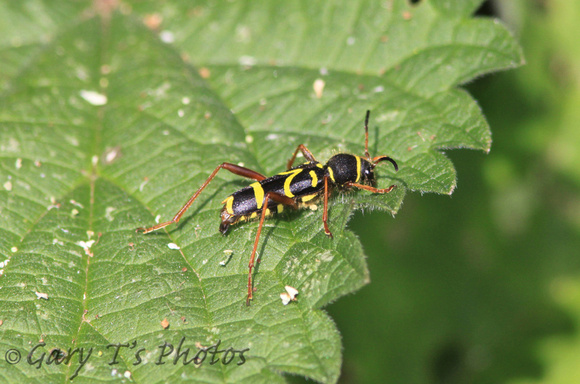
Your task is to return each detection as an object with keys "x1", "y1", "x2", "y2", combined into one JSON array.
[{"x1": 0, "y1": 1, "x2": 522, "y2": 383}]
